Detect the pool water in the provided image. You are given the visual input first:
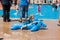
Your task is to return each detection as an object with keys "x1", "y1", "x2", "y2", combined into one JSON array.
[{"x1": 0, "y1": 4, "x2": 59, "y2": 19}]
